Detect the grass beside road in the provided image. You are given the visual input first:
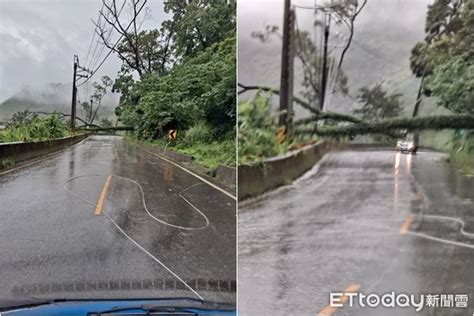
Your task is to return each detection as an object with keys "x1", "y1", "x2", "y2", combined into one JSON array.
[
  {"x1": 0, "y1": 113, "x2": 68, "y2": 143},
  {"x1": 0, "y1": 158, "x2": 14, "y2": 170},
  {"x1": 129, "y1": 136, "x2": 236, "y2": 171},
  {"x1": 448, "y1": 147, "x2": 474, "y2": 175}
]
